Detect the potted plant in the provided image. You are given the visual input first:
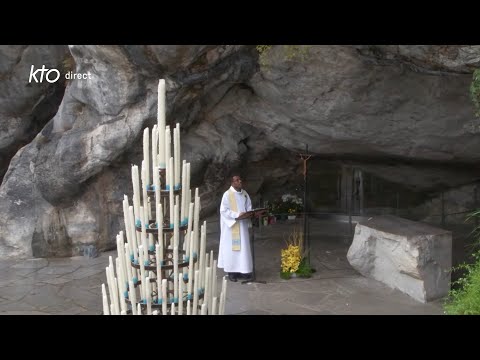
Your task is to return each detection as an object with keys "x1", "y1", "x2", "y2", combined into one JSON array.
[{"x1": 280, "y1": 227, "x2": 313, "y2": 279}]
